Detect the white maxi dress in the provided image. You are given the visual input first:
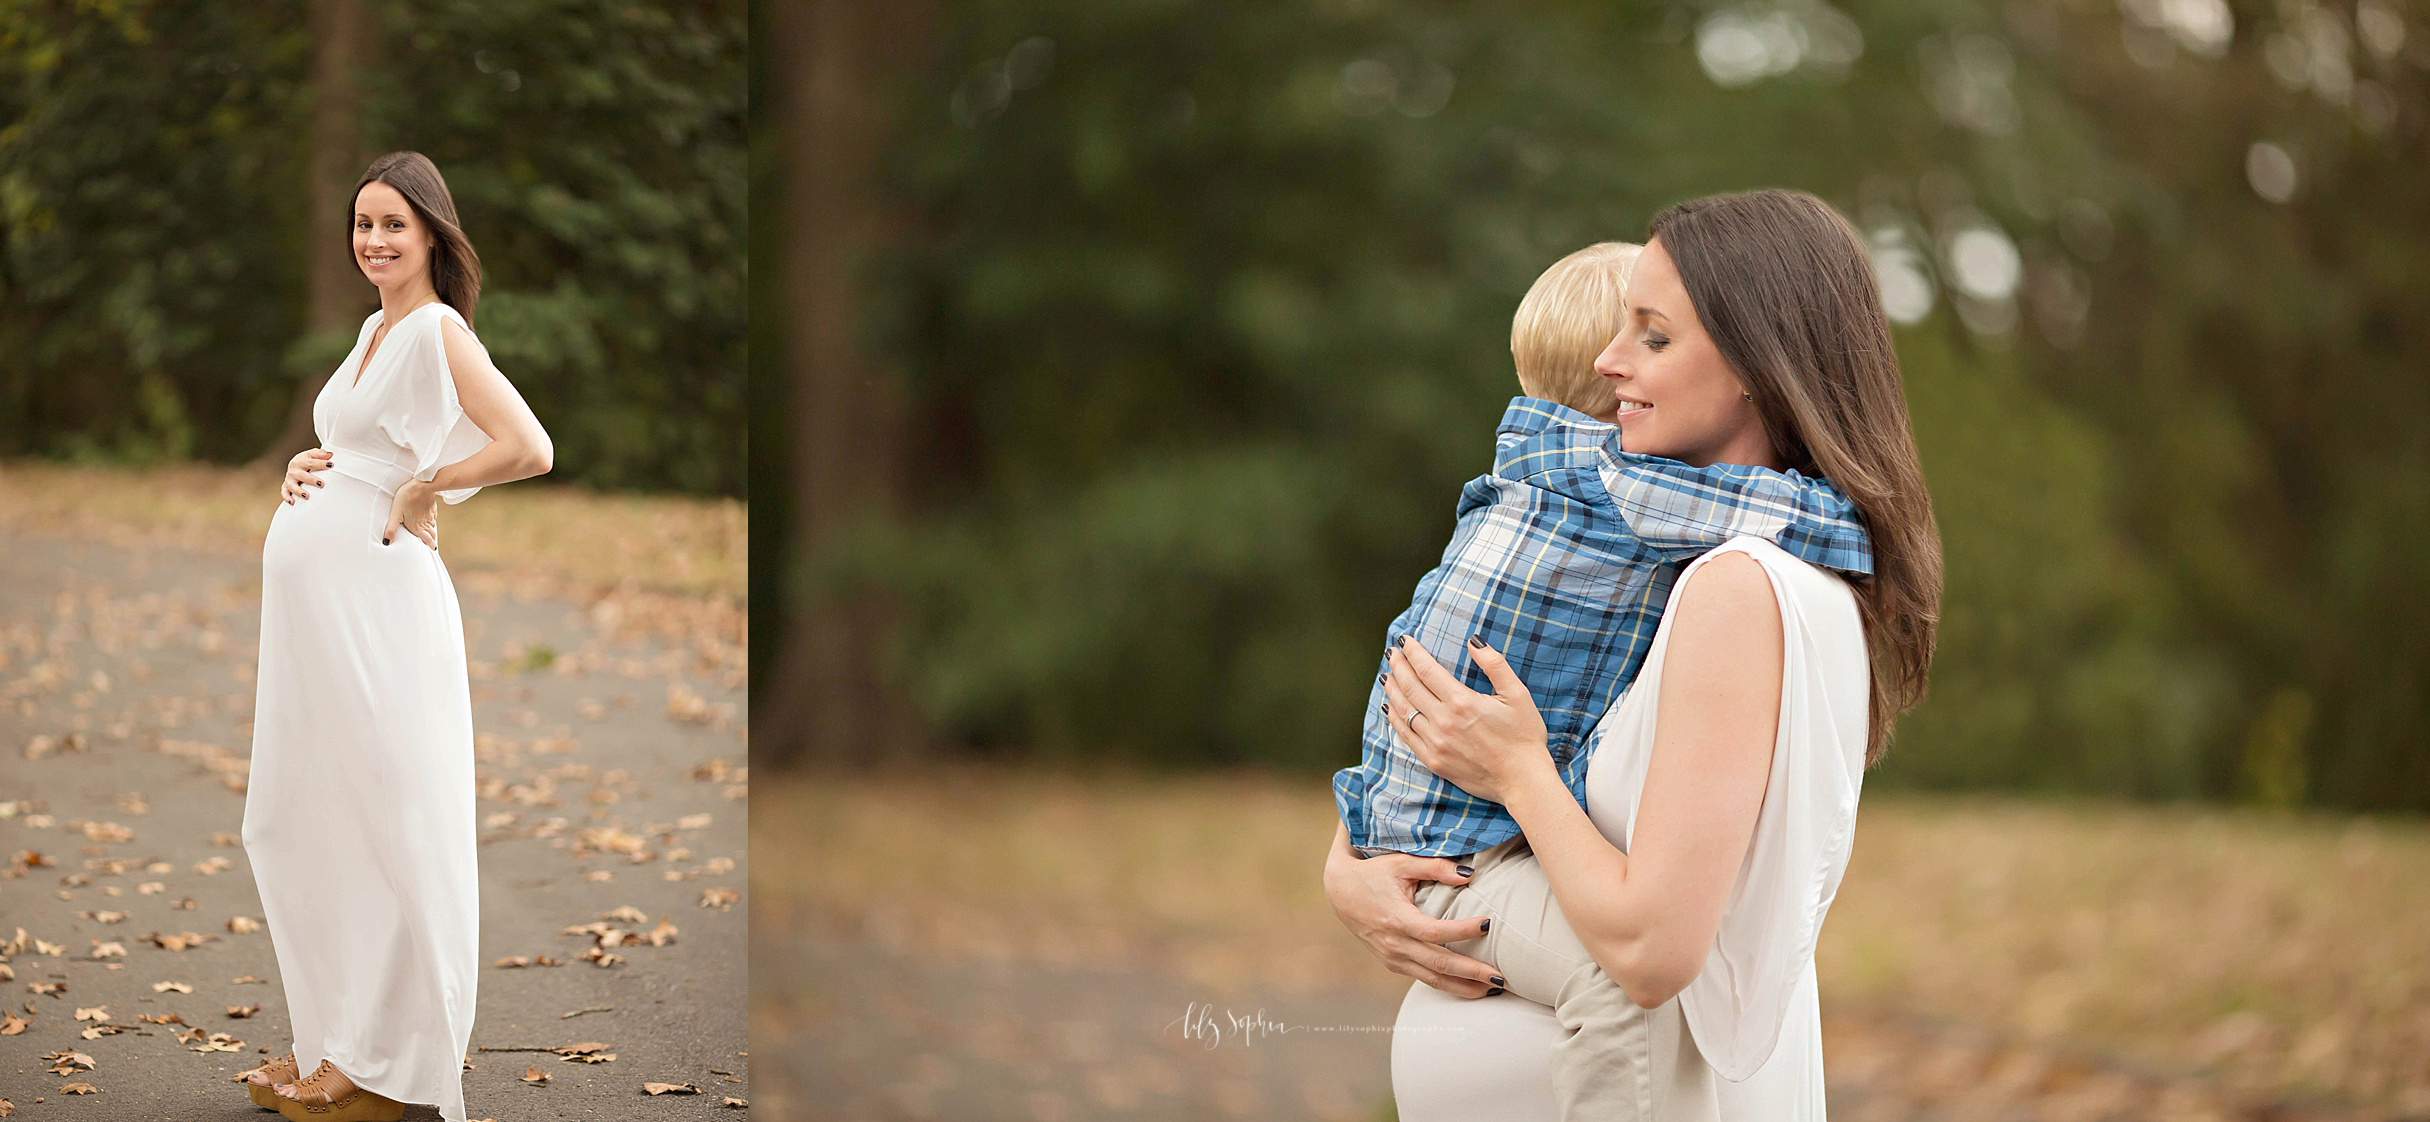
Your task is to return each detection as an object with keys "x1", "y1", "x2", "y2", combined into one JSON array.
[
  {"x1": 243, "y1": 300, "x2": 493, "y2": 1122},
  {"x1": 1391, "y1": 535, "x2": 1873, "y2": 1122}
]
